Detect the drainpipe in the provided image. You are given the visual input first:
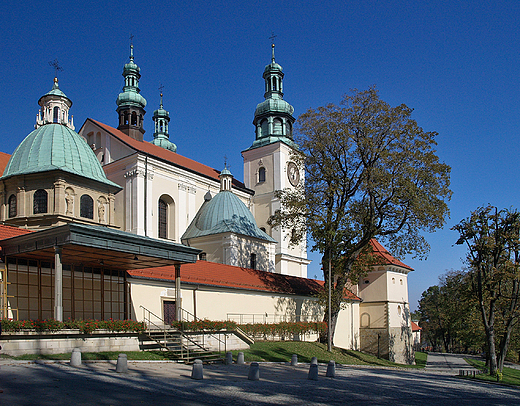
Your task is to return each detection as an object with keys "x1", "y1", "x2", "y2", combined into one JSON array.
[{"x1": 144, "y1": 156, "x2": 148, "y2": 237}]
